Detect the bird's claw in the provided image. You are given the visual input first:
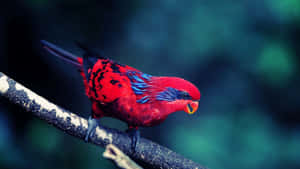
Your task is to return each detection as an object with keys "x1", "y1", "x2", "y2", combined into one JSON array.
[
  {"x1": 85, "y1": 116, "x2": 98, "y2": 142},
  {"x1": 126, "y1": 128, "x2": 140, "y2": 153}
]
